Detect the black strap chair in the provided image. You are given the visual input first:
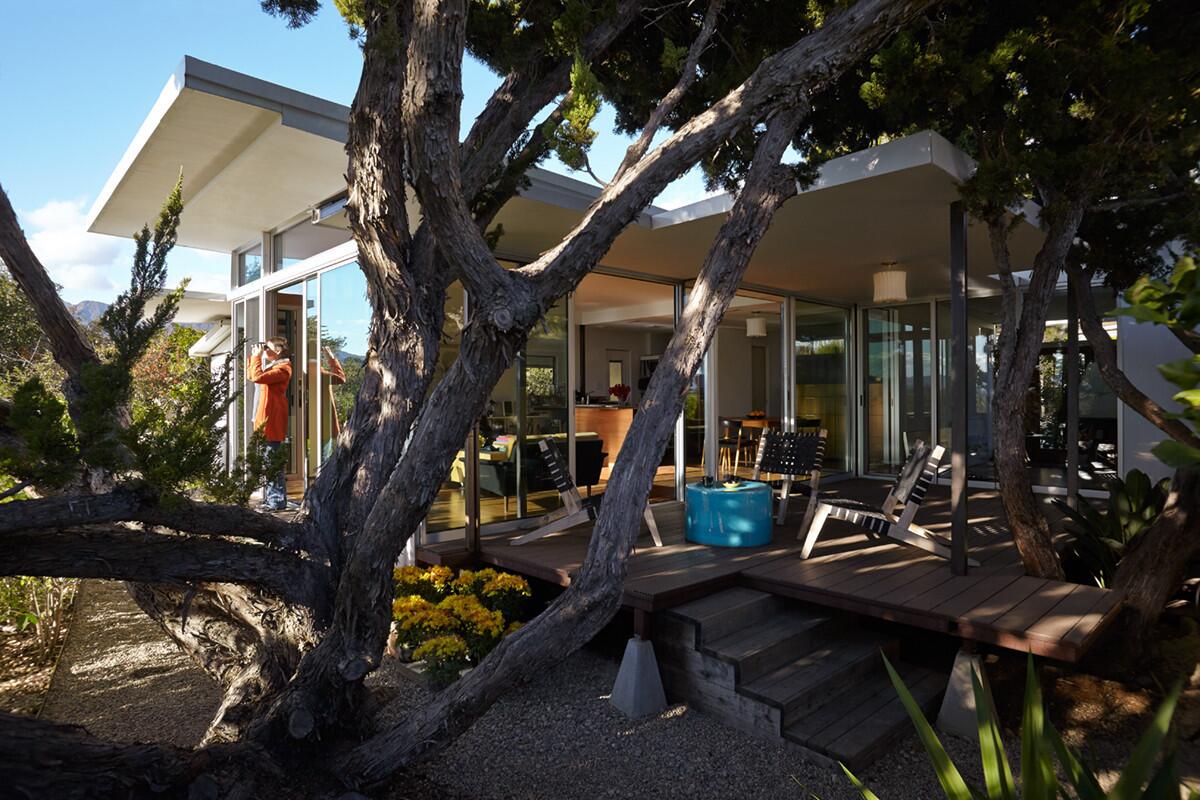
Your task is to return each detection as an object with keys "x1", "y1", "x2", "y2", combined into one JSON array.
[
  {"x1": 751, "y1": 429, "x2": 827, "y2": 530},
  {"x1": 510, "y1": 439, "x2": 663, "y2": 547}
]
